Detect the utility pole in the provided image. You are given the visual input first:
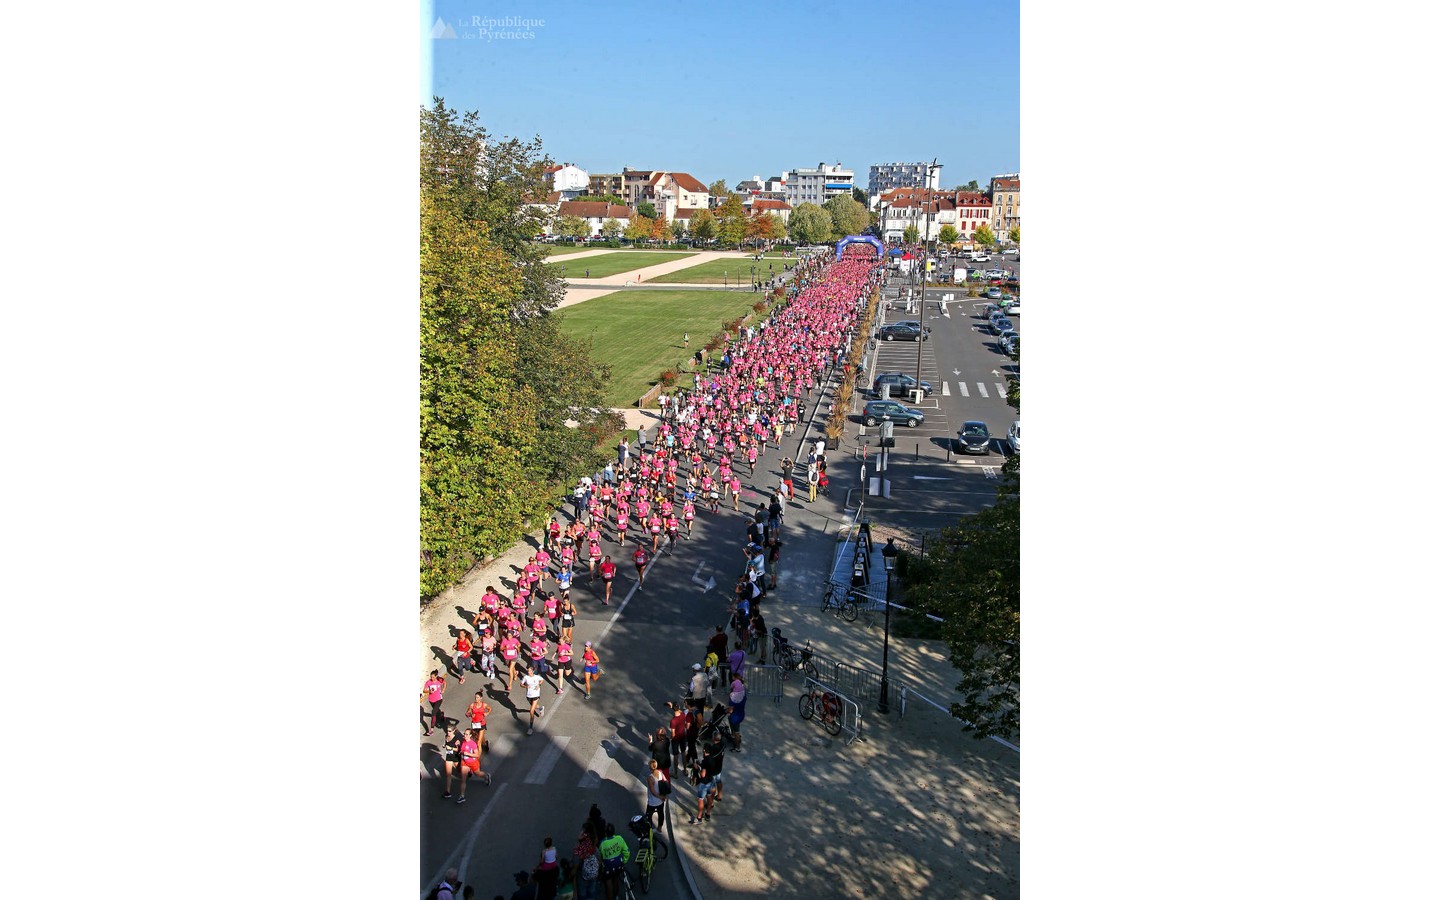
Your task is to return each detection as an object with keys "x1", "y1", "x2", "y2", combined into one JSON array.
[{"x1": 916, "y1": 157, "x2": 938, "y2": 392}]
